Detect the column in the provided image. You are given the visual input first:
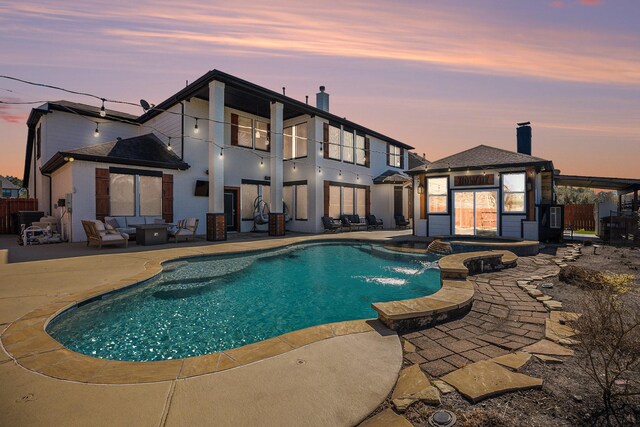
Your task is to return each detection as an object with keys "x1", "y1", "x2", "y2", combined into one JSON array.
[
  {"x1": 269, "y1": 101, "x2": 285, "y2": 236},
  {"x1": 207, "y1": 80, "x2": 226, "y2": 241}
]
